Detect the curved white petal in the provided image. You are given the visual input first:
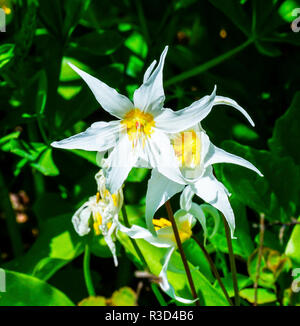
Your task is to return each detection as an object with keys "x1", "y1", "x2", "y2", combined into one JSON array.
[
  {"x1": 214, "y1": 96, "x2": 254, "y2": 127},
  {"x1": 71, "y1": 201, "x2": 92, "y2": 236},
  {"x1": 51, "y1": 120, "x2": 121, "y2": 152},
  {"x1": 143, "y1": 60, "x2": 157, "y2": 83},
  {"x1": 103, "y1": 222, "x2": 118, "y2": 267},
  {"x1": 188, "y1": 202, "x2": 207, "y2": 241},
  {"x1": 119, "y1": 223, "x2": 174, "y2": 248},
  {"x1": 155, "y1": 86, "x2": 216, "y2": 133},
  {"x1": 179, "y1": 186, "x2": 194, "y2": 211},
  {"x1": 68, "y1": 63, "x2": 133, "y2": 119},
  {"x1": 103, "y1": 135, "x2": 137, "y2": 194},
  {"x1": 146, "y1": 169, "x2": 184, "y2": 233},
  {"x1": 203, "y1": 134, "x2": 263, "y2": 177},
  {"x1": 190, "y1": 167, "x2": 236, "y2": 238},
  {"x1": 159, "y1": 247, "x2": 198, "y2": 304},
  {"x1": 133, "y1": 46, "x2": 168, "y2": 115}
]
